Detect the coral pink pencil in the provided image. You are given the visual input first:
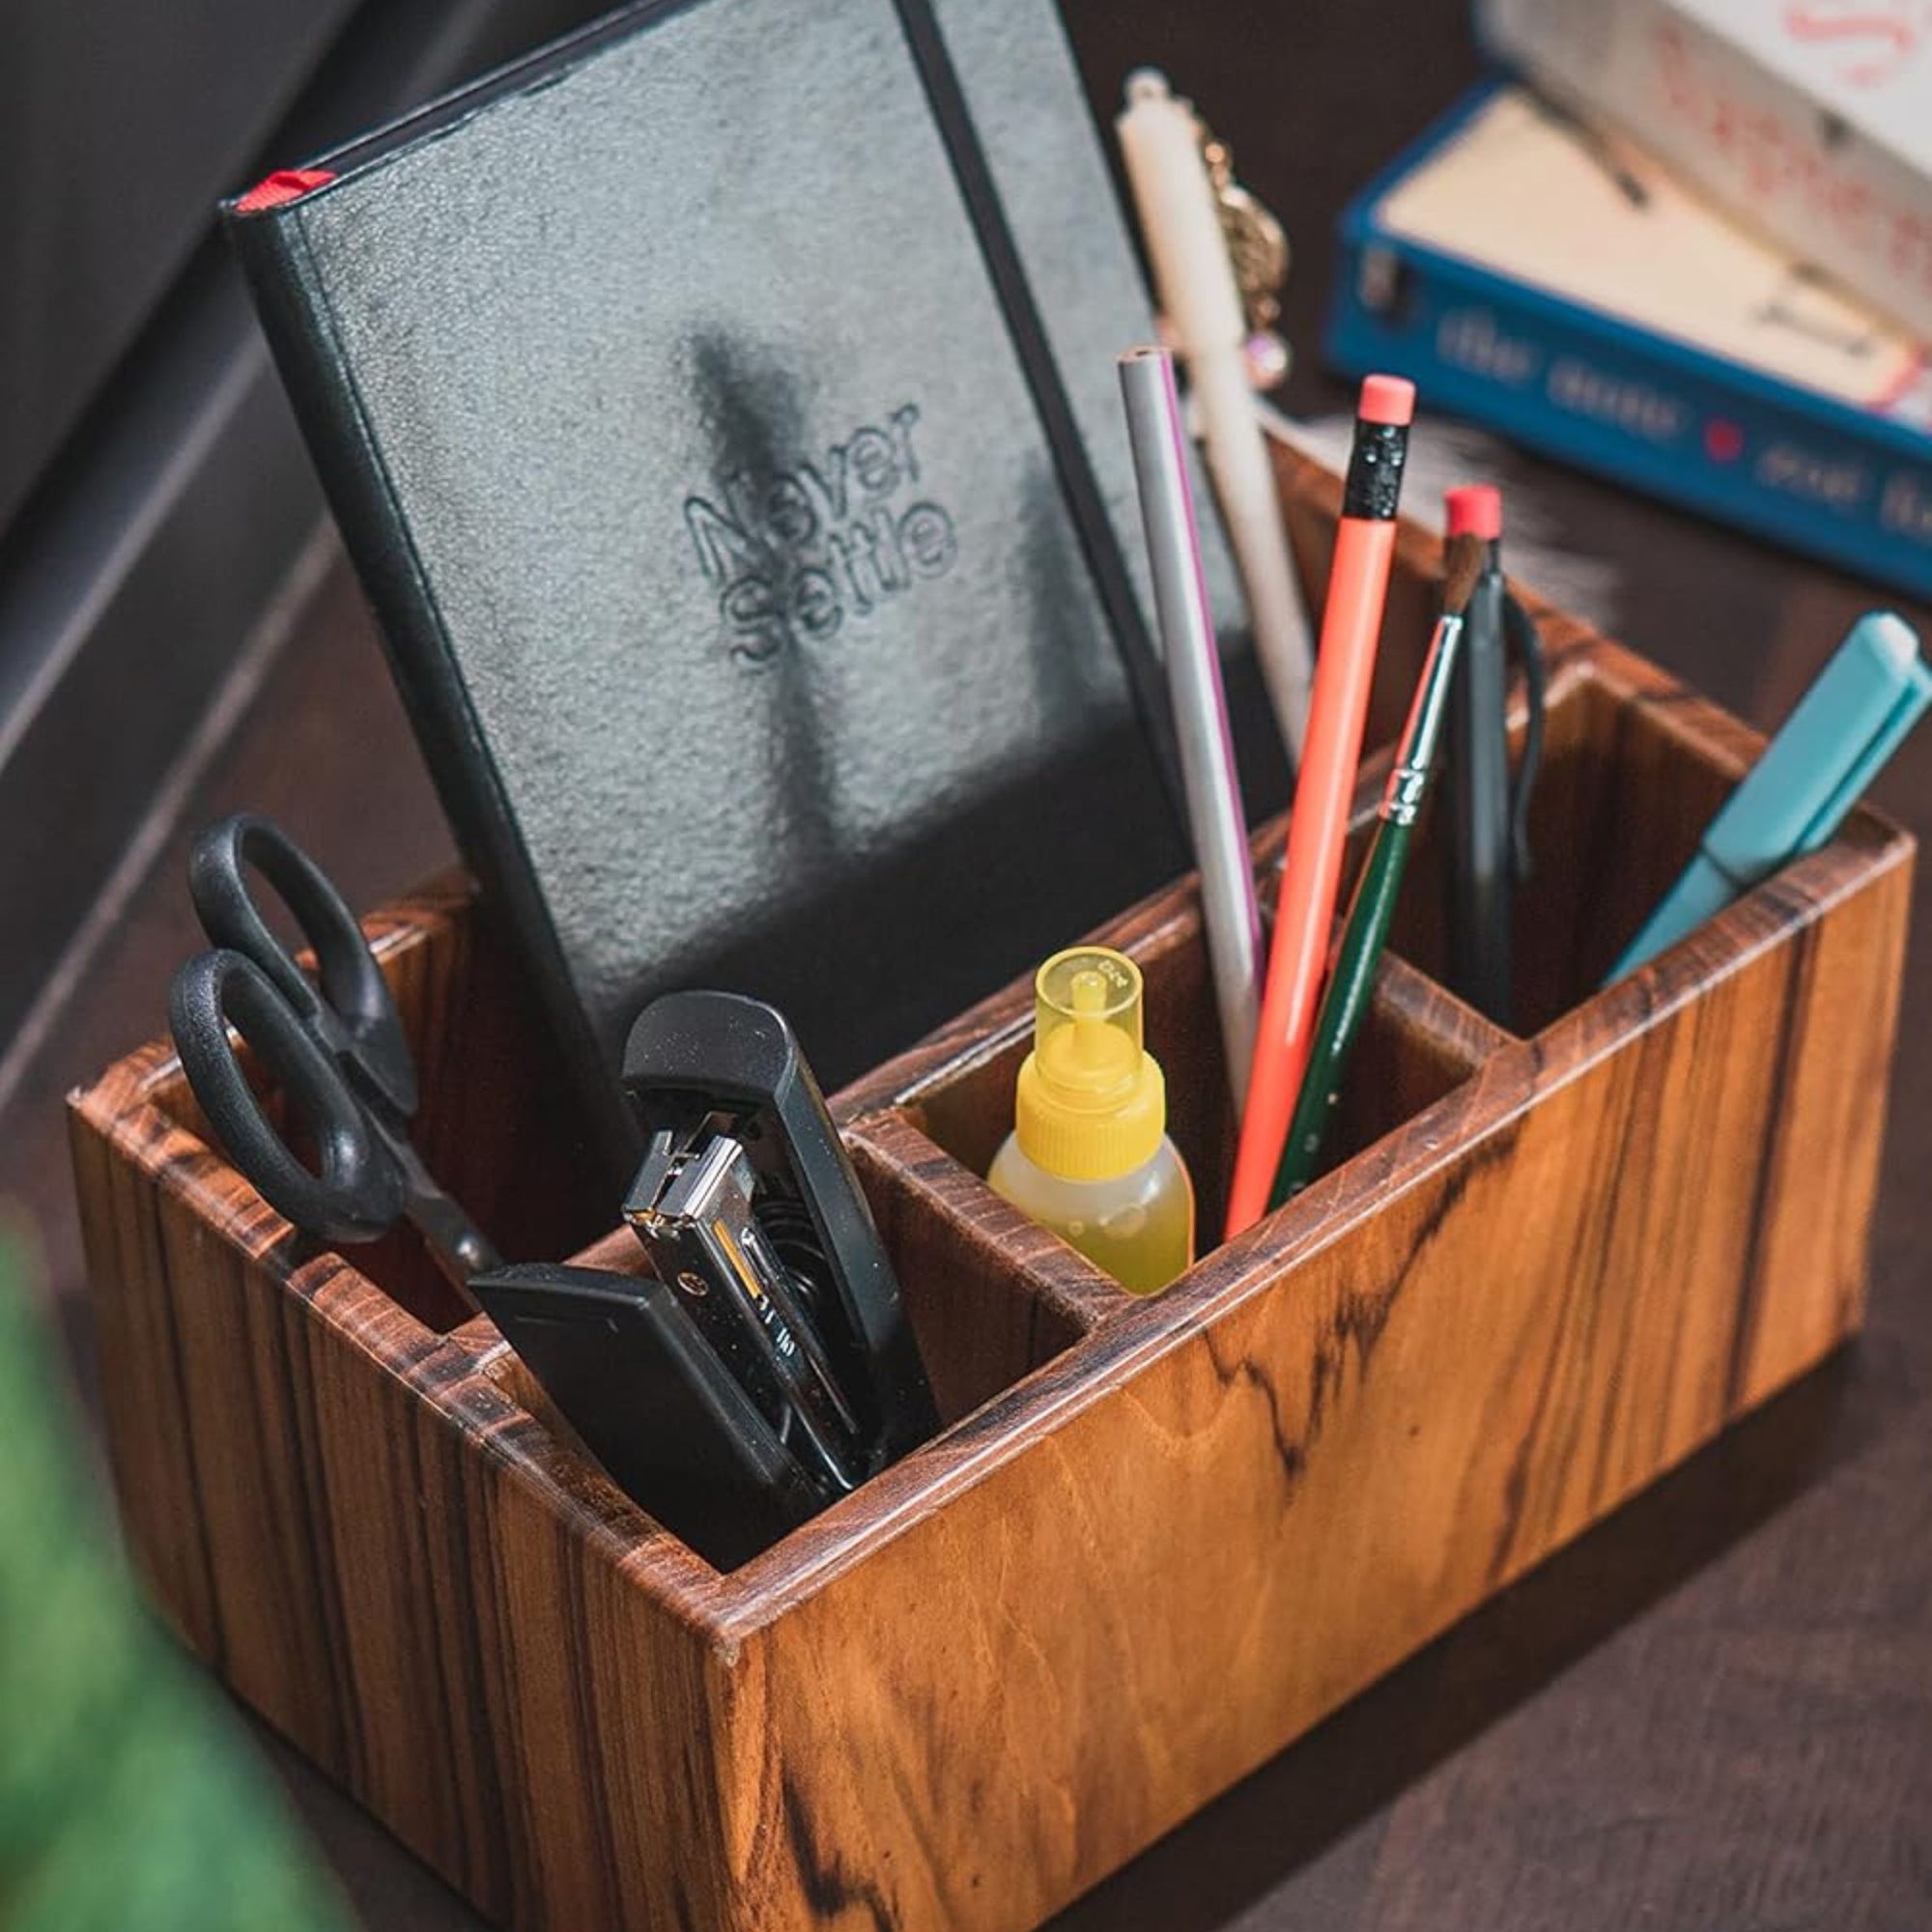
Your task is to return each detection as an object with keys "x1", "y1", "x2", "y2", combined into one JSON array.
[{"x1": 1226, "y1": 374, "x2": 1414, "y2": 1237}]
